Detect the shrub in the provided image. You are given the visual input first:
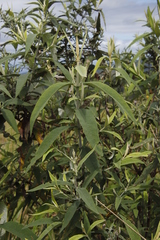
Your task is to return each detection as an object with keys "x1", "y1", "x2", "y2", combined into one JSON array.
[{"x1": 0, "y1": 0, "x2": 160, "y2": 239}]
